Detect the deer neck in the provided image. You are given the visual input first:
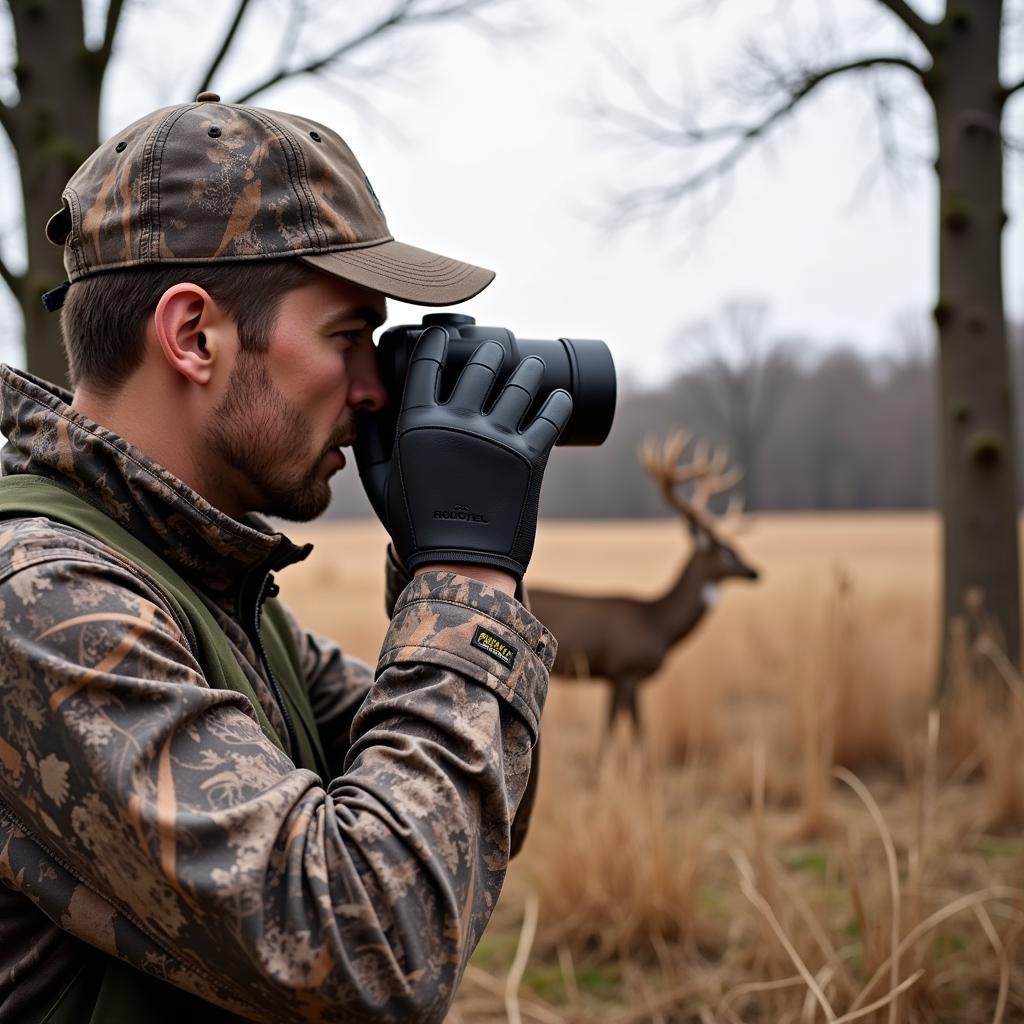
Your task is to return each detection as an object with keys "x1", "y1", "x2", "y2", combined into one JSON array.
[{"x1": 651, "y1": 551, "x2": 715, "y2": 643}]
